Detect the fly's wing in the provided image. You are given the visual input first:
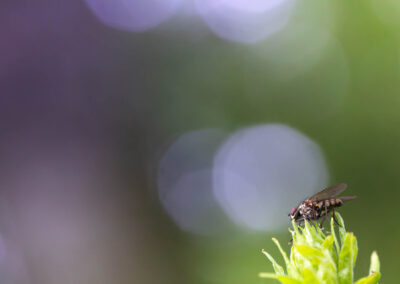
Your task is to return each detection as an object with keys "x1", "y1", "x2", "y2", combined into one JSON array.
[
  {"x1": 310, "y1": 183, "x2": 348, "y2": 201},
  {"x1": 339, "y1": 196, "x2": 357, "y2": 202}
]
